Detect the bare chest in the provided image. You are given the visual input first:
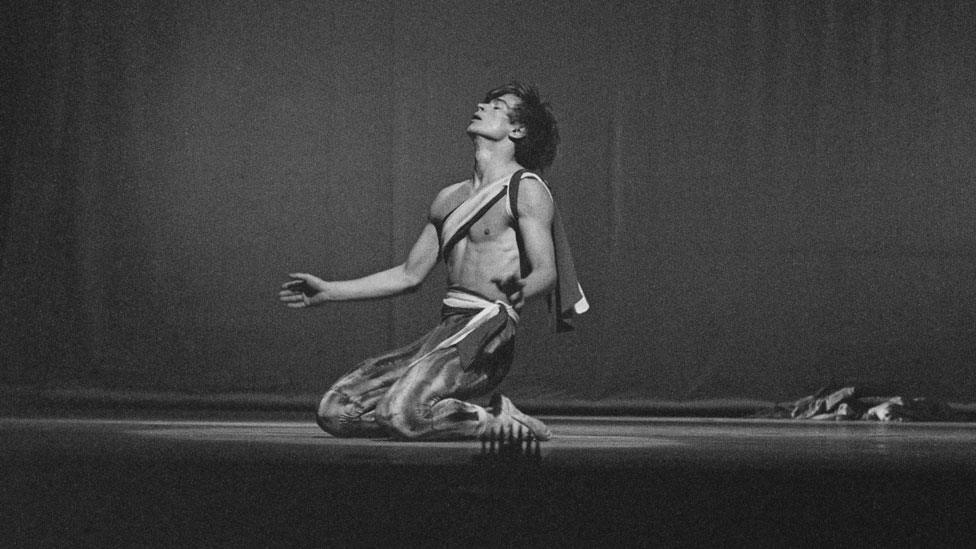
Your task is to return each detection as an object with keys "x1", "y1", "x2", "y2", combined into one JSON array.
[{"x1": 464, "y1": 198, "x2": 515, "y2": 245}]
